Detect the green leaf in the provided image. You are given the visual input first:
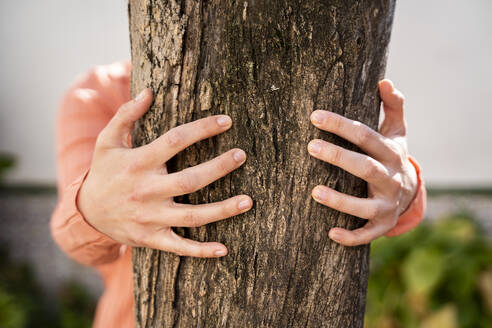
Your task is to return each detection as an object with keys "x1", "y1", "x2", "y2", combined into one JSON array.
[{"x1": 402, "y1": 248, "x2": 445, "y2": 295}]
